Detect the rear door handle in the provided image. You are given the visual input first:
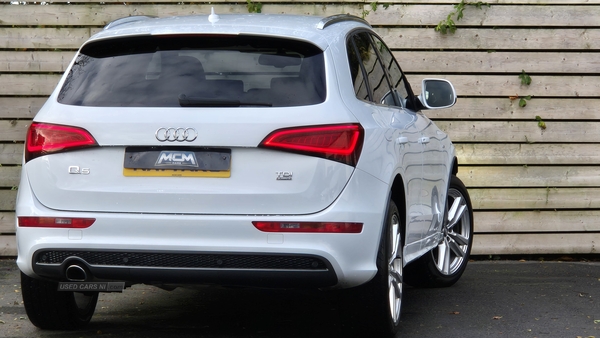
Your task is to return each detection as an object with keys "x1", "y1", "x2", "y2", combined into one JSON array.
[{"x1": 418, "y1": 137, "x2": 430, "y2": 144}]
